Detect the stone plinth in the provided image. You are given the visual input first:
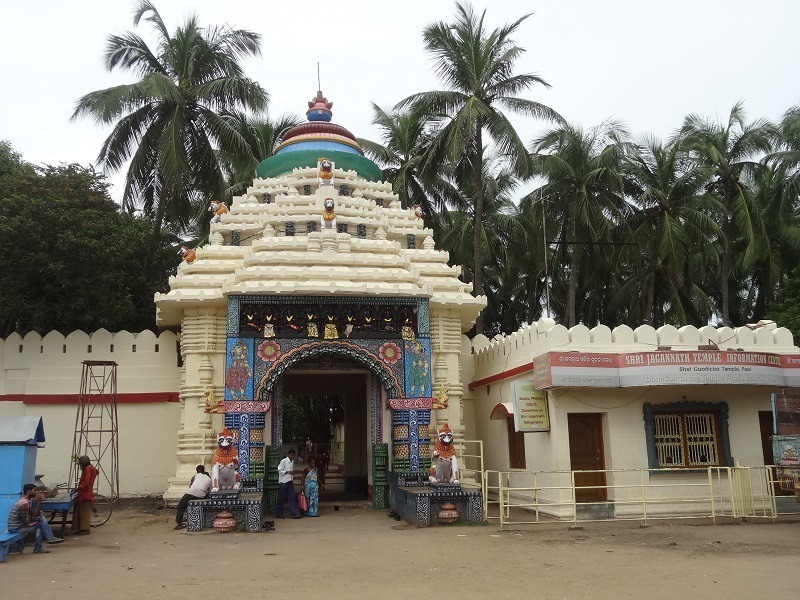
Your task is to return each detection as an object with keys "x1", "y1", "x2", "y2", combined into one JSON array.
[
  {"x1": 186, "y1": 498, "x2": 262, "y2": 532},
  {"x1": 389, "y1": 472, "x2": 483, "y2": 527}
]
